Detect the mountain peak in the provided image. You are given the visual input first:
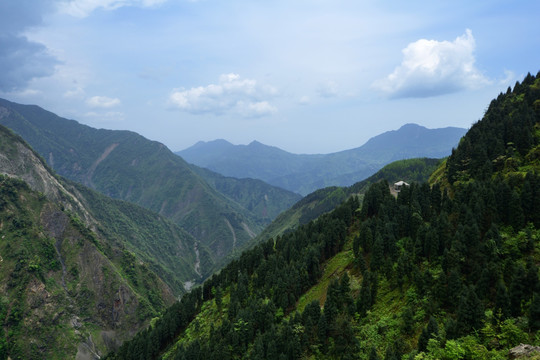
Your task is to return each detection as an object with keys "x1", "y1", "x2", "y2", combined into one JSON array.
[
  {"x1": 248, "y1": 140, "x2": 265, "y2": 147},
  {"x1": 398, "y1": 123, "x2": 425, "y2": 131}
]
